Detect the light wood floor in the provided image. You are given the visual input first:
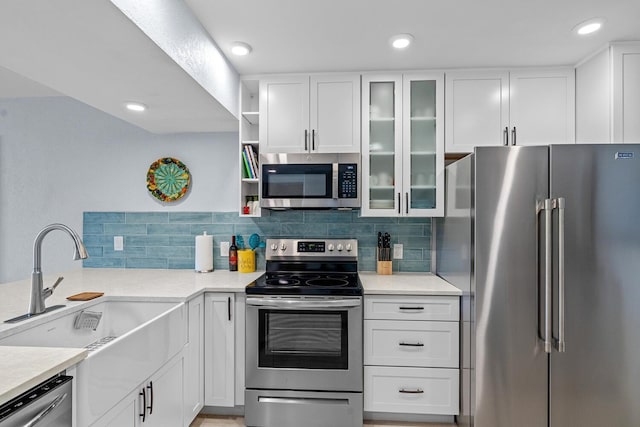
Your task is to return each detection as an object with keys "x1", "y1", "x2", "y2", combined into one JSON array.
[{"x1": 191, "y1": 414, "x2": 455, "y2": 427}]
